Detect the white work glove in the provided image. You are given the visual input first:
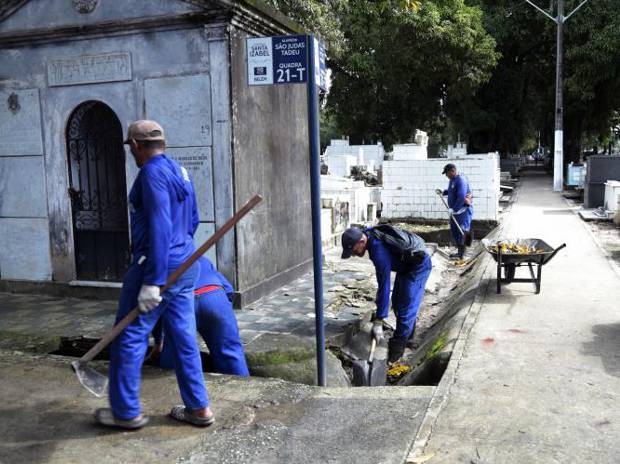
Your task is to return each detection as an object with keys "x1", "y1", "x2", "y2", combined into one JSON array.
[
  {"x1": 448, "y1": 208, "x2": 454, "y2": 215},
  {"x1": 138, "y1": 285, "x2": 162, "y2": 313},
  {"x1": 435, "y1": 189, "x2": 443, "y2": 196},
  {"x1": 372, "y1": 320, "x2": 384, "y2": 342}
]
